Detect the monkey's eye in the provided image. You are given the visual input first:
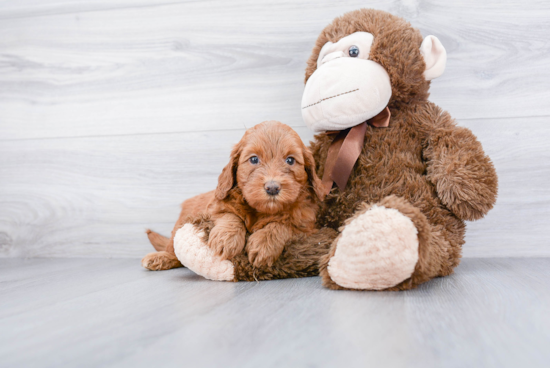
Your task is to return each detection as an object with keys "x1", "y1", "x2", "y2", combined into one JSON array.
[
  {"x1": 249, "y1": 156, "x2": 259, "y2": 165},
  {"x1": 285, "y1": 157, "x2": 295, "y2": 165},
  {"x1": 348, "y1": 45, "x2": 359, "y2": 57}
]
